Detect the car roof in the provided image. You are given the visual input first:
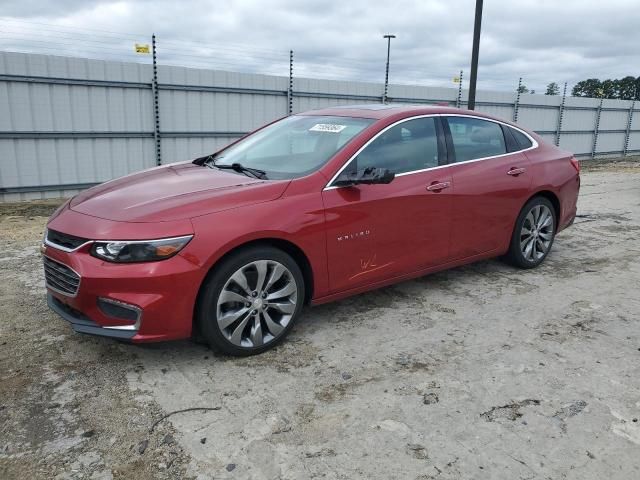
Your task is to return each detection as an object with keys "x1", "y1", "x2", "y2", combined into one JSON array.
[
  {"x1": 296, "y1": 104, "x2": 540, "y2": 140},
  {"x1": 297, "y1": 104, "x2": 489, "y2": 120}
]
